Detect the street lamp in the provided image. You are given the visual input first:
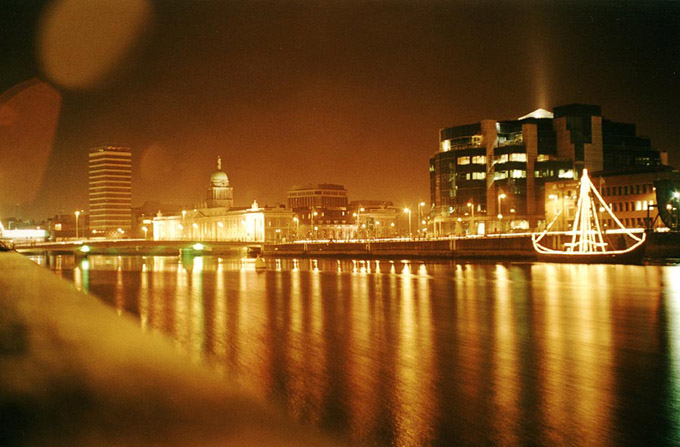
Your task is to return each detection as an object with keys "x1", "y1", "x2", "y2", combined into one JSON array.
[
  {"x1": 74, "y1": 210, "x2": 80, "y2": 239},
  {"x1": 312, "y1": 210, "x2": 318, "y2": 240},
  {"x1": 417, "y1": 202, "x2": 426, "y2": 238},
  {"x1": 497, "y1": 193, "x2": 506, "y2": 233},
  {"x1": 498, "y1": 193, "x2": 506, "y2": 215},
  {"x1": 403, "y1": 207, "x2": 412, "y2": 238},
  {"x1": 466, "y1": 201, "x2": 474, "y2": 235}
]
